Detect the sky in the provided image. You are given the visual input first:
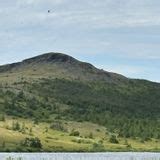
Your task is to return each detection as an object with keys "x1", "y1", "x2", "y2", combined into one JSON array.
[{"x1": 0, "y1": 0, "x2": 160, "y2": 82}]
